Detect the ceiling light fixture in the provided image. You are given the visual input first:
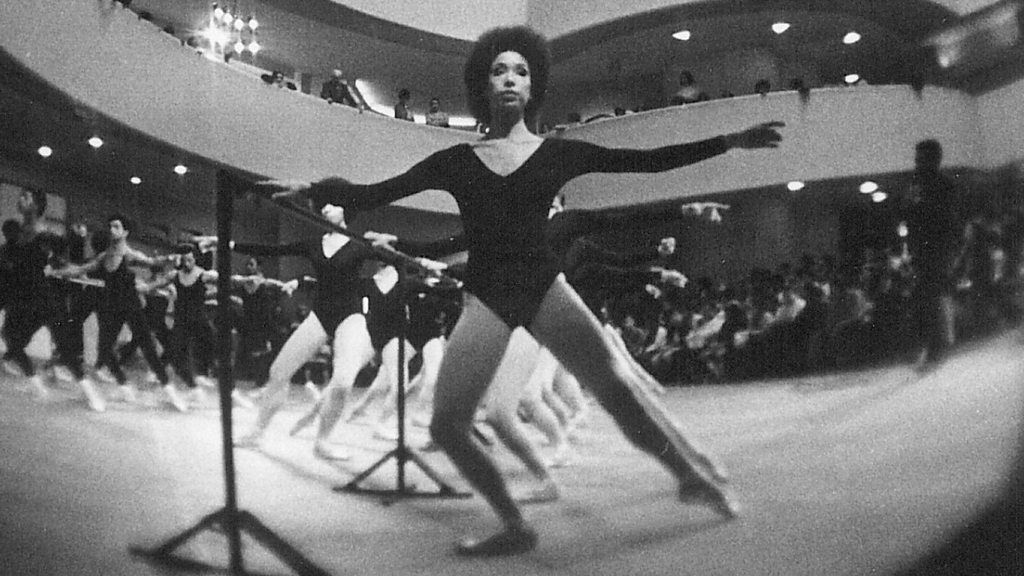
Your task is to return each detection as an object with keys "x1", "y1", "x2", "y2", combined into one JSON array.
[
  {"x1": 672, "y1": 30, "x2": 692, "y2": 41},
  {"x1": 844, "y1": 73, "x2": 861, "y2": 85},
  {"x1": 88, "y1": 136, "x2": 104, "y2": 148},
  {"x1": 787, "y1": 181, "x2": 805, "y2": 191},
  {"x1": 772, "y1": 22, "x2": 791, "y2": 35},
  {"x1": 843, "y1": 31, "x2": 862, "y2": 45},
  {"x1": 174, "y1": 164, "x2": 188, "y2": 175},
  {"x1": 871, "y1": 191, "x2": 888, "y2": 203},
  {"x1": 859, "y1": 181, "x2": 878, "y2": 194},
  {"x1": 37, "y1": 145, "x2": 53, "y2": 158},
  {"x1": 130, "y1": 176, "x2": 142, "y2": 185}
]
